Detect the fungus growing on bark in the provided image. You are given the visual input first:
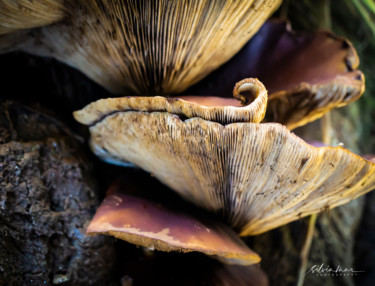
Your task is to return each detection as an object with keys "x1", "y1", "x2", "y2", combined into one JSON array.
[
  {"x1": 75, "y1": 78, "x2": 375, "y2": 237},
  {"x1": 2, "y1": 0, "x2": 373, "y2": 279}
]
